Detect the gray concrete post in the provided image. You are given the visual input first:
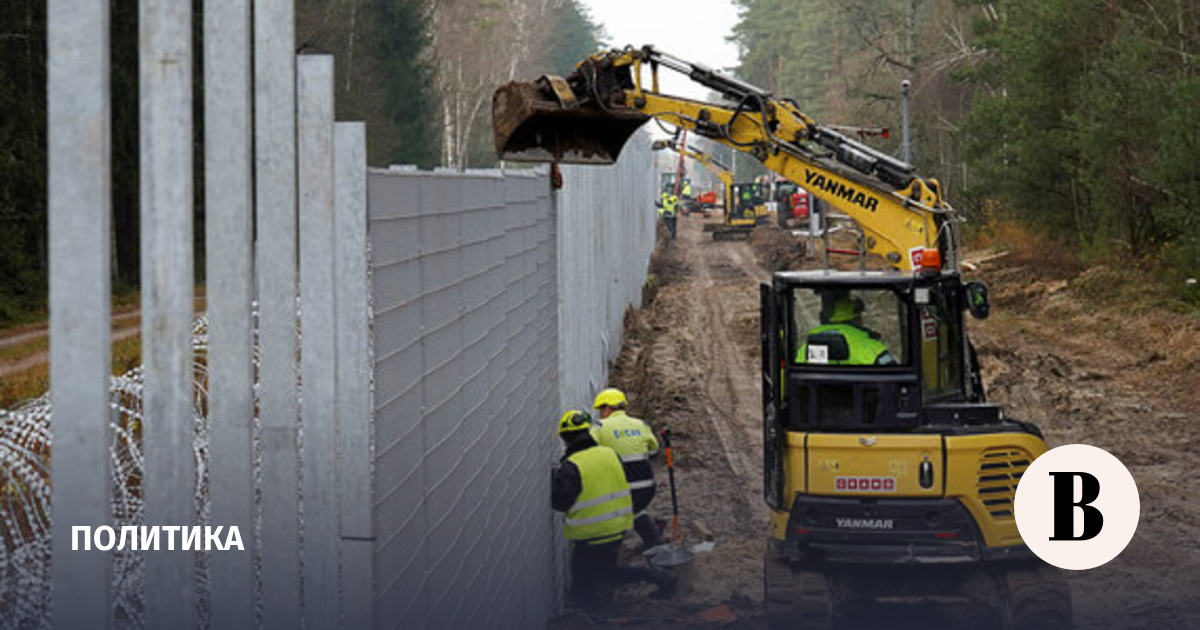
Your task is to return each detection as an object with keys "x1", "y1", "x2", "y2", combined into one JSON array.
[
  {"x1": 254, "y1": 0, "x2": 302, "y2": 625},
  {"x1": 334, "y1": 122, "x2": 375, "y2": 630},
  {"x1": 204, "y1": 0, "x2": 255, "y2": 625},
  {"x1": 297, "y1": 54, "x2": 340, "y2": 629},
  {"x1": 139, "y1": 0, "x2": 196, "y2": 626},
  {"x1": 47, "y1": 0, "x2": 113, "y2": 625}
]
